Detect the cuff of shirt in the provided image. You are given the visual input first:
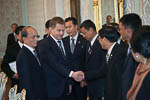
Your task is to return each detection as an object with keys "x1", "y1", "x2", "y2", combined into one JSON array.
[{"x1": 69, "y1": 71, "x2": 74, "y2": 77}]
